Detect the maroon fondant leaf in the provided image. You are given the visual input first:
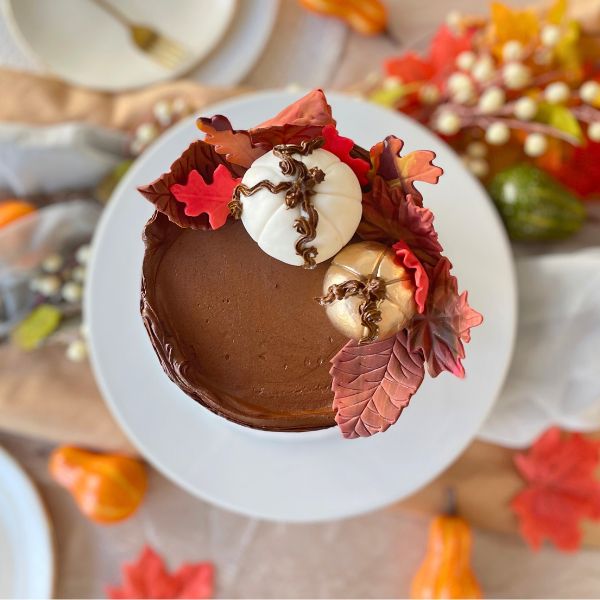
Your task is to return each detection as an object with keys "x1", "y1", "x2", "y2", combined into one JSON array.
[
  {"x1": 407, "y1": 257, "x2": 483, "y2": 378},
  {"x1": 322, "y1": 124, "x2": 370, "y2": 185},
  {"x1": 170, "y1": 165, "x2": 240, "y2": 229},
  {"x1": 370, "y1": 136, "x2": 443, "y2": 206},
  {"x1": 358, "y1": 177, "x2": 442, "y2": 266},
  {"x1": 330, "y1": 331, "x2": 425, "y2": 439},
  {"x1": 392, "y1": 240, "x2": 429, "y2": 313},
  {"x1": 249, "y1": 124, "x2": 325, "y2": 148},
  {"x1": 256, "y1": 89, "x2": 336, "y2": 128},
  {"x1": 138, "y1": 140, "x2": 245, "y2": 230},
  {"x1": 196, "y1": 115, "x2": 266, "y2": 168}
]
